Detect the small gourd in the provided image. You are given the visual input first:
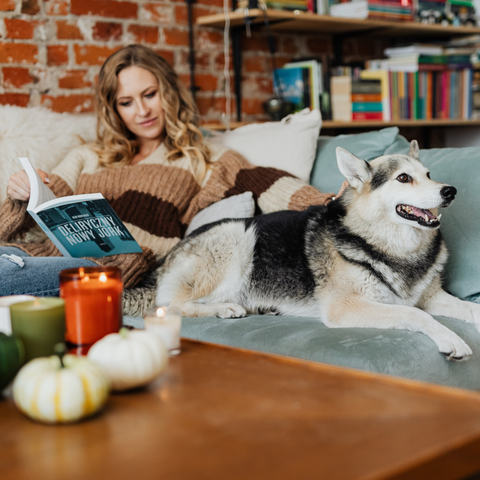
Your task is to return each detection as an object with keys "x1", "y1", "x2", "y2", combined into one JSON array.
[
  {"x1": 88, "y1": 328, "x2": 168, "y2": 391},
  {"x1": 0, "y1": 333, "x2": 24, "y2": 391},
  {"x1": 13, "y1": 344, "x2": 110, "y2": 424}
]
